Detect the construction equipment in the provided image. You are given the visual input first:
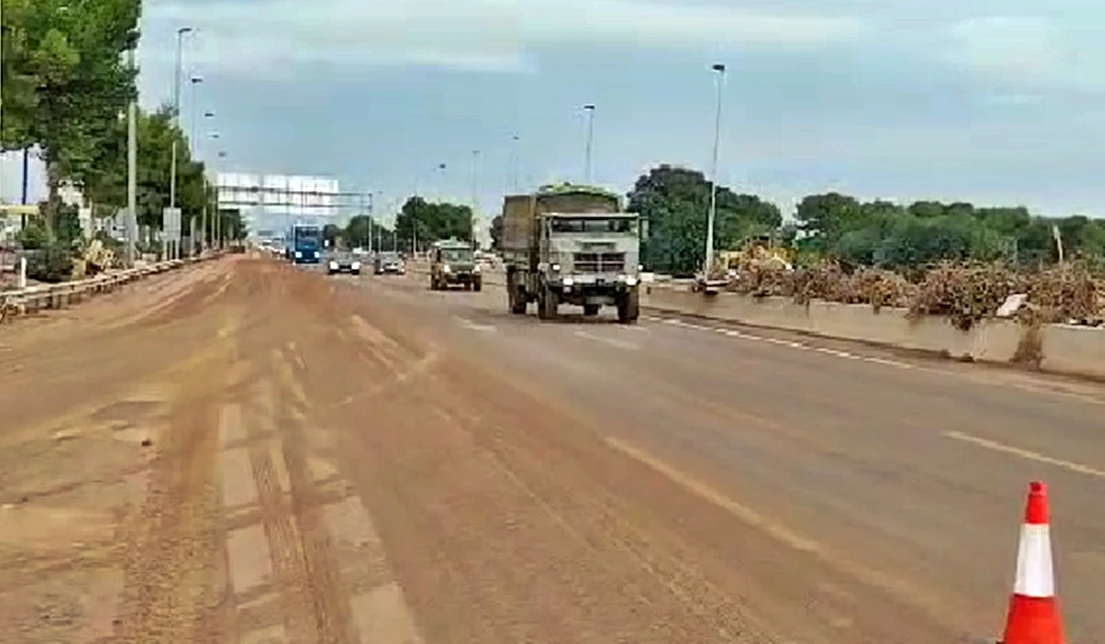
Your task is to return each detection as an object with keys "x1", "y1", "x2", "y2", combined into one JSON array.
[{"x1": 501, "y1": 183, "x2": 641, "y2": 322}]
